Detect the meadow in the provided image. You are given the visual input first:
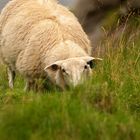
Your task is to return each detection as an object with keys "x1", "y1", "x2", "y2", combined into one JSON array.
[{"x1": 0, "y1": 16, "x2": 140, "y2": 140}]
